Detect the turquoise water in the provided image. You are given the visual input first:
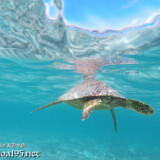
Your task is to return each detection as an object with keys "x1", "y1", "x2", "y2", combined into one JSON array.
[
  {"x1": 0, "y1": 0, "x2": 160, "y2": 160},
  {"x1": 0, "y1": 57, "x2": 160, "y2": 160}
]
